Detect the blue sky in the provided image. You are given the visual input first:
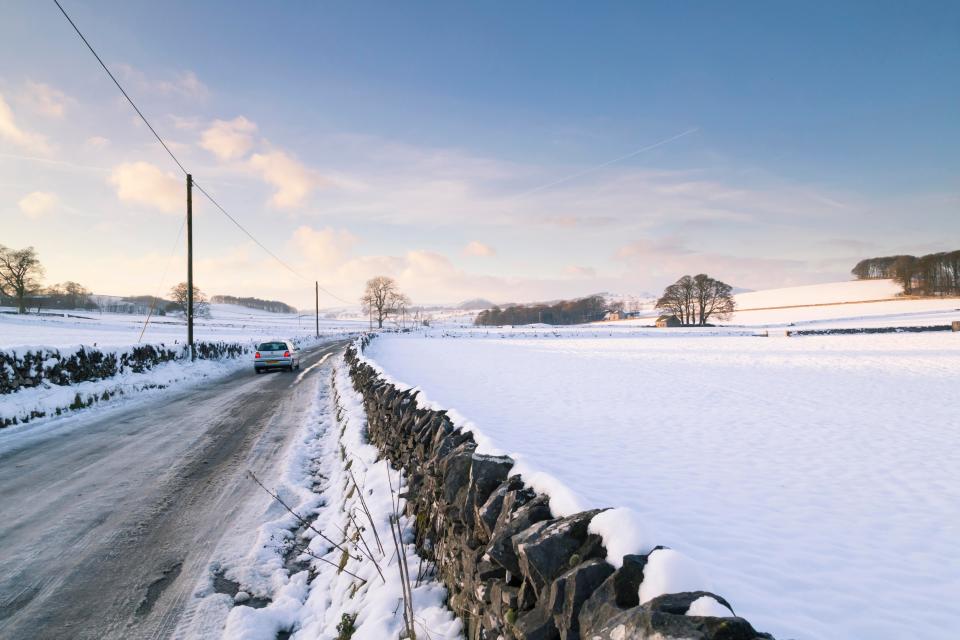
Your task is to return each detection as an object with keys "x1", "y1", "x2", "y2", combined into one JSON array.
[{"x1": 1, "y1": 1, "x2": 957, "y2": 306}]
